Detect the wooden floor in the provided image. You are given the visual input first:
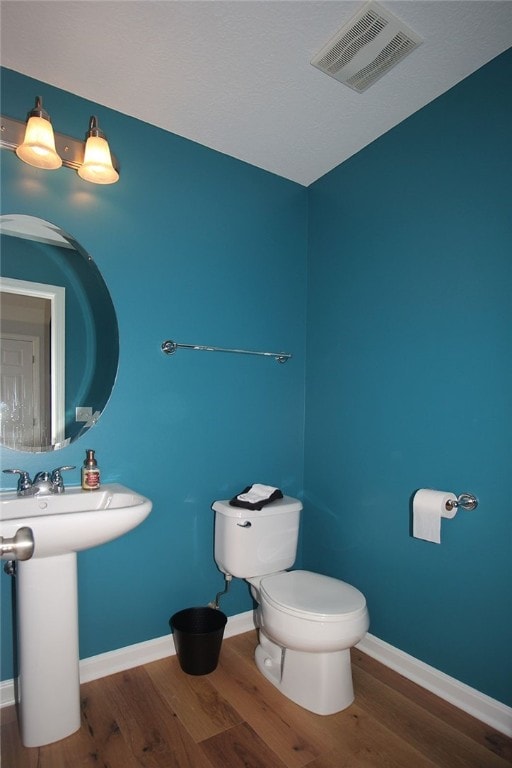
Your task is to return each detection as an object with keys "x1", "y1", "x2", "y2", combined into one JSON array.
[{"x1": 1, "y1": 630, "x2": 511, "y2": 768}]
